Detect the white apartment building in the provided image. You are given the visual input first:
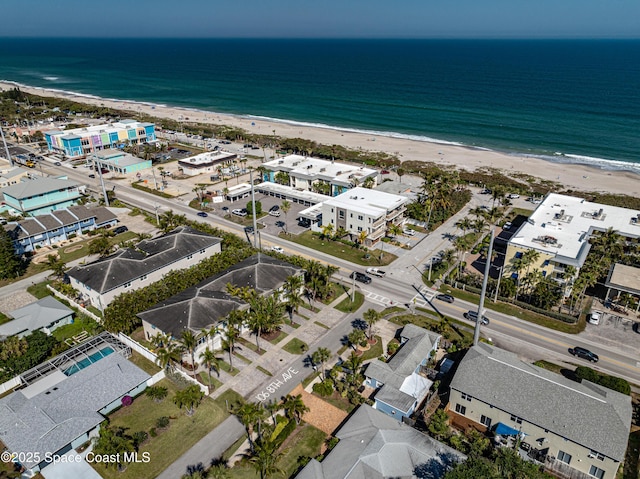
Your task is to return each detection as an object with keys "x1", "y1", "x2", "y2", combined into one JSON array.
[{"x1": 321, "y1": 187, "x2": 407, "y2": 245}]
